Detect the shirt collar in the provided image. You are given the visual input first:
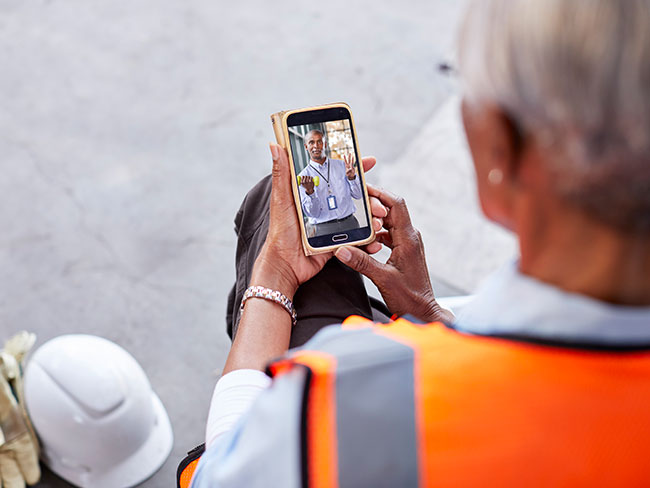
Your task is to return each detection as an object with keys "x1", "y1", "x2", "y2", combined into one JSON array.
[
  {"x1": 309, "y1": 158, "x2": 328, "y2": 170},
  {"x1": 454, "y1": 261, "x2": 650, "y2": 345}
]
